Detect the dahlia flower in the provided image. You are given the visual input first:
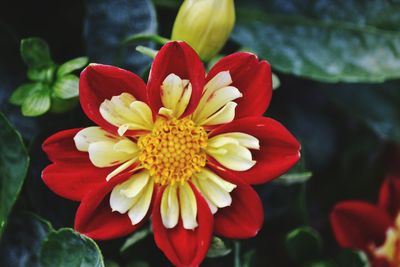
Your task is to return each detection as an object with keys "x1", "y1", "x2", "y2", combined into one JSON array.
[{"x1": 42, "y1": 41, "x2": 300, "y2": 267}]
